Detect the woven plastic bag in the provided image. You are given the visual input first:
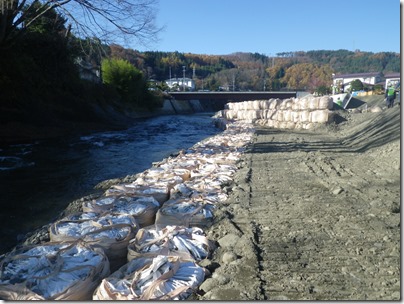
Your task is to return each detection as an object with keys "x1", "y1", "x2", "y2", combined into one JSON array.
[
  {"x1": 0, "y1": 241, "x2": 109, "y2": 300},
  {"x1": 127, "y1": 225, "x2": 213, "y2": 261},
  {"x1": 83, "y1": 195, "x2": 159, "y2": 227},
  {"x1": 49, "y1": 212, "x2": 138, "y2": 271},
  {"x1": 105, "y1": 183, "x2": 170, "y2": 205},
  {"x1": 93, "y1": 255, "x2": 205, "y2": 300},
  {"x1": 155, "y1": 198, "x2": 215, "y2": 229}
]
